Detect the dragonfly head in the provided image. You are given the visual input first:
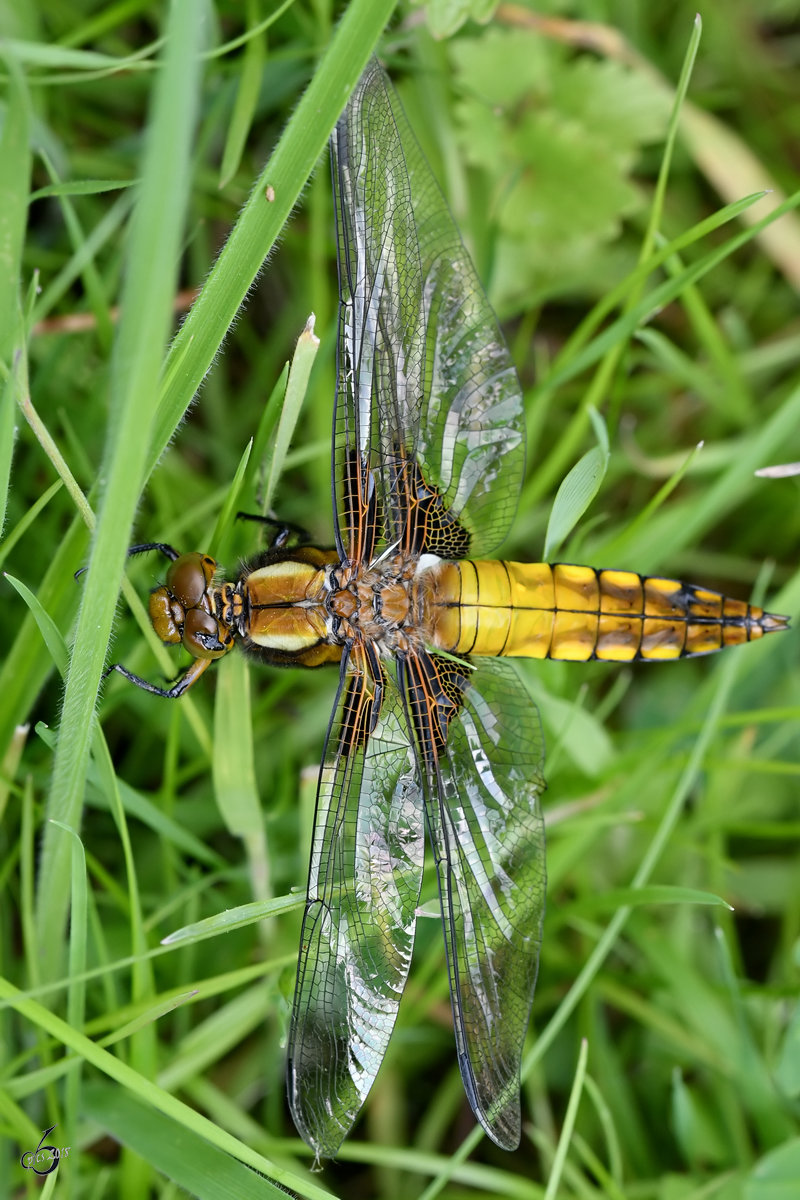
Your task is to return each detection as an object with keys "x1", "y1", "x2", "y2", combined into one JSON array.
[{"x1": 148, "y1": 551, "x2": 234, "y2": 661}]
